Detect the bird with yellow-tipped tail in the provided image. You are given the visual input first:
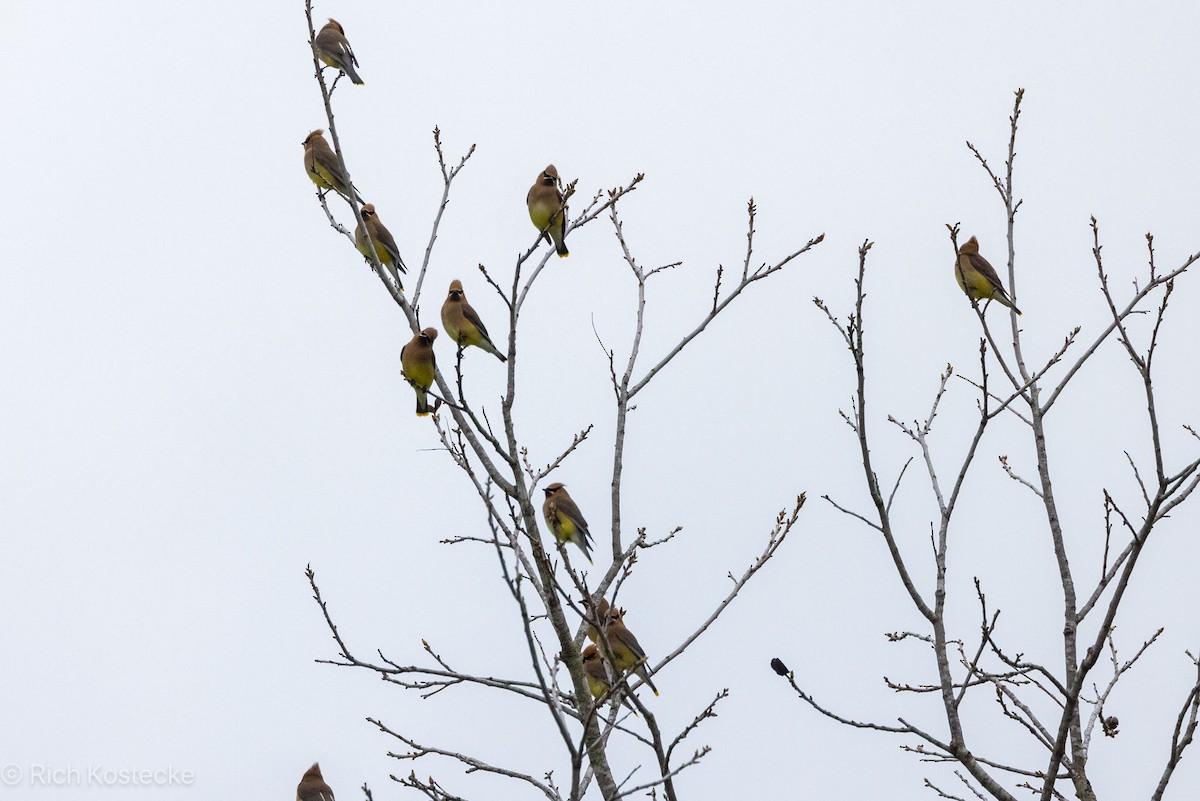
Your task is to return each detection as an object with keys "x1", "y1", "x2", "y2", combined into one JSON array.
[
  {"x1": 955, "y1": 236, "x2": 1022, "y2": 315},
  {"x1": 582, "y1": 644, "x2": 638, "y2": 715},
  {"x1": 441, "y1": 280, "x2": 506, "y2": 362},
  {"x1": 302, "y1": 130, "x2": 363, "y2": 203},
  {"x1": 527, "y1": 165, "x2": 569, "y2": 257},
  {"x1": 607, "y1": 607, "x2": 659, "y2": 696},
  {"x1": 313, "y1": 18, "x2": 364, "y2": 85},
  {"x1": 355, "y1": 204, "x2": 407, "y2": 288},
  {"x1": 400, "y1": 328, "x2": 438, "y2": 416},
  {"x1": 542, "y1": 482, "x2": 592, "y2": 562},
  {"x1": 587, "y1": 598, "x2": 659, "y2": 696}
]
